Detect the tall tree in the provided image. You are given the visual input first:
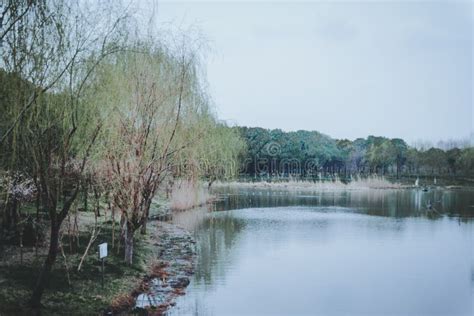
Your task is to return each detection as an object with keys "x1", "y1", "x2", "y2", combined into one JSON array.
[
  {"x1": 390, "y1": 138, "x2": 408, "y2": 178},
  {"x1": 446, "y1": 148, "x2": 461, "y2": 175},
  {"x1": 99, "y1": 41, "x2": 208, "y2": 264}
]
